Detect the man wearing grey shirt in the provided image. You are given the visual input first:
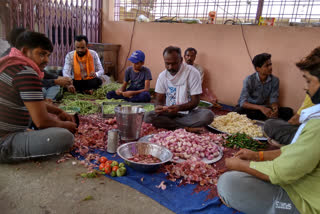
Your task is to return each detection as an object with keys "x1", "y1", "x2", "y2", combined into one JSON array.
[
  {"x1": 62, "y1": 35, "x2": 103, "y2": 94},
  {"x1": 235, "y1": 53, "x2": 293, "y2": 121}
]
